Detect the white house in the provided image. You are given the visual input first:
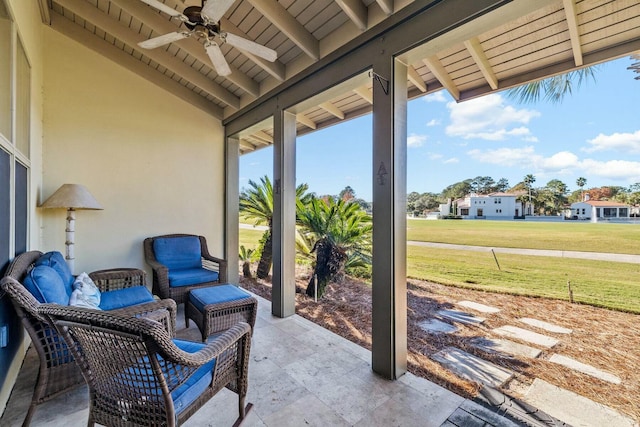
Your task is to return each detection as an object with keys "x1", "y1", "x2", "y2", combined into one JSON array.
[
  {"x1": 456, "y1": 193, "x2": 523, "y2": 219},
  {"x1": 570, "y1": 200, "x2": 630, "y2": 220}
]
